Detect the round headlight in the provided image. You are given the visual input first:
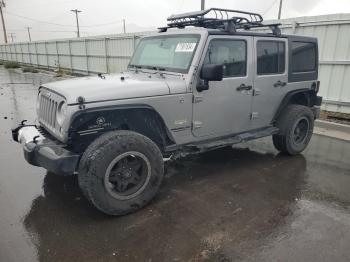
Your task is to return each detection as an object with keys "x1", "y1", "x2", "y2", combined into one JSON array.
[{"x1": 57, "y1": 101, "x2": 67, "y2": 126}]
